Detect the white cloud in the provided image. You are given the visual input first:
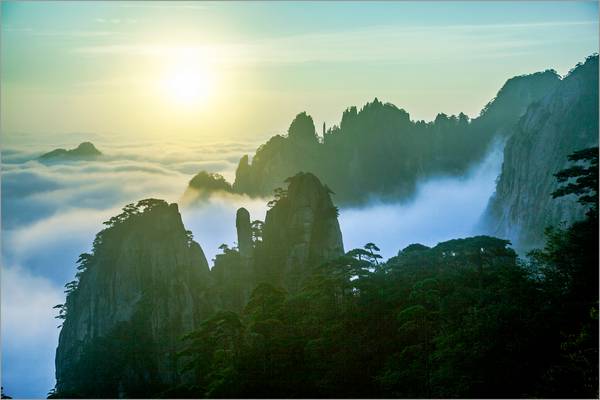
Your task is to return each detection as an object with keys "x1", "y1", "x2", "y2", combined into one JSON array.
[
  {"x1": 339, "y1": 142, "x2": 504, "y2": 259},
  {"x1": 1, "y1": 137, "x2": 504, "y2": 397},
  {"x1": 1, "y1": 264, "x2": 64, "y2": 398},
  {"x1": 1, "y1": 265, "x2": 64, "y2": 346},
  {"x1": 181, "y1": 194, "x2": 268, "y2": 264},
  {"x1": 7, "y1": 207, "x2": 118, "y2": 264},
  {"x1": 1, "y1": 140, "x2": 257, "y2": 397}
]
